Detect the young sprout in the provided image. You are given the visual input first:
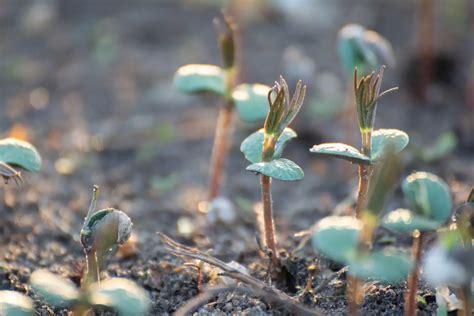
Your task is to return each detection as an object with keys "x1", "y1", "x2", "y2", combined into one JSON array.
[
  {"x1": 382, "y1": 171, "x2": 453, "y2": 316},
  {"x1": 0, "y1": 138, "x2": 42, "y2": 185},
  {"x1": 0, "y1": 290, "x2": 34, "y2": 316},
  {"x1": 311, "y1": 156, "x2": 410, "y2": 315},
  {"x1": 173, "y1": 15, "x2": 271, "y2": 202},
  {"x1": 80, "y1": 185, "x2": 132, "y2": 288},
  {"x1": 29, "y1": 185, "x2": 149, "y2": 315},
  {"x1": 241, "y1": 76, "x2": 306, "y2": 270},
  {"x1": 310, "y1": 67, "x2": 405, "y2": 218}
]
